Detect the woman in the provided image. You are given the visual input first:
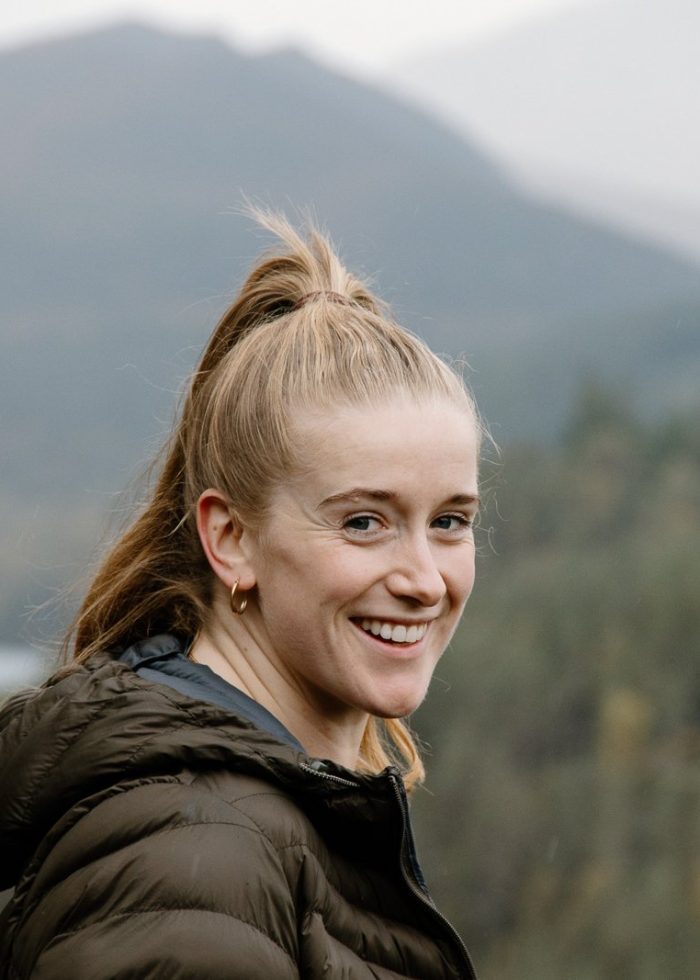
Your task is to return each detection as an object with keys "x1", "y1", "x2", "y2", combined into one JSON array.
[{"x1": 0, "y1": 214, "x2": 481, "y2": 978}]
